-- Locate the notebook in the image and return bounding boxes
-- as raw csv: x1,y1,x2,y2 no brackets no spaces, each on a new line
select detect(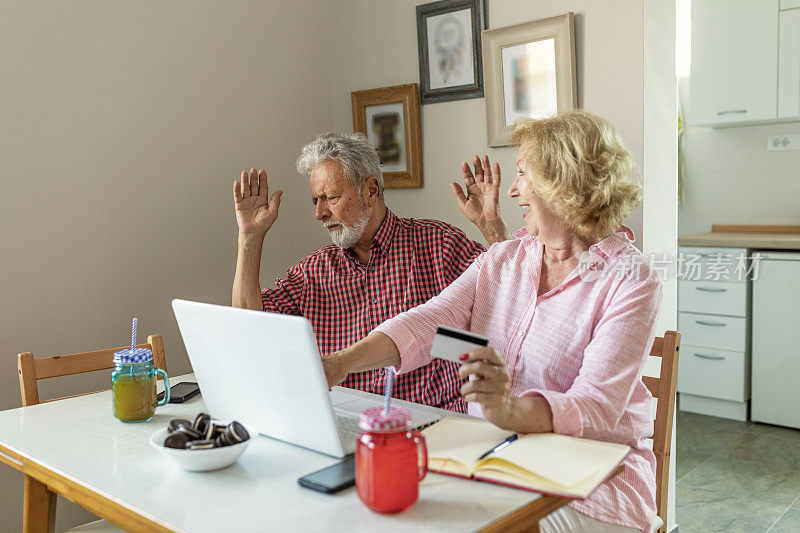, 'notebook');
423,417,630,498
